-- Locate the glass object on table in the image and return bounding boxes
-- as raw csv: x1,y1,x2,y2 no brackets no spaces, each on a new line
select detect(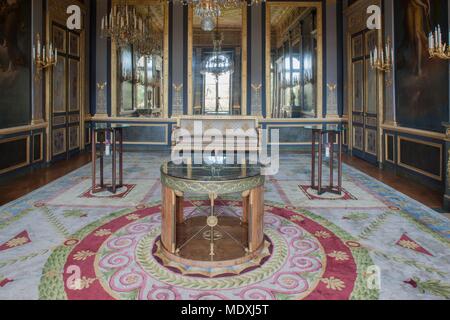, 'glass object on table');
162,155,261,182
